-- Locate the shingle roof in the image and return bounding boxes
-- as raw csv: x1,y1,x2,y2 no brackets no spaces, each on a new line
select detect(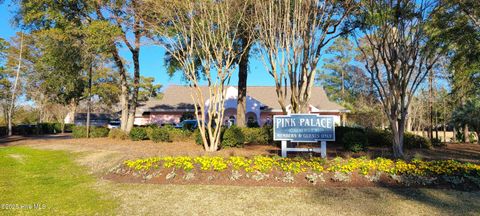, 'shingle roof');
74,113,117,120
246,86,346,111
137,85,346,113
